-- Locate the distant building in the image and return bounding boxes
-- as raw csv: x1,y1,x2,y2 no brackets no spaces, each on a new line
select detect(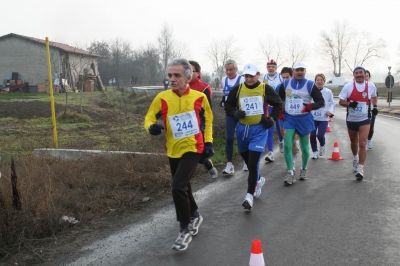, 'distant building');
0,33,100,92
